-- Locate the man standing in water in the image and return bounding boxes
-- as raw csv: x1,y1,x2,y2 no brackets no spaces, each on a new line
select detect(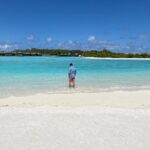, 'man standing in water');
68,63,77,88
